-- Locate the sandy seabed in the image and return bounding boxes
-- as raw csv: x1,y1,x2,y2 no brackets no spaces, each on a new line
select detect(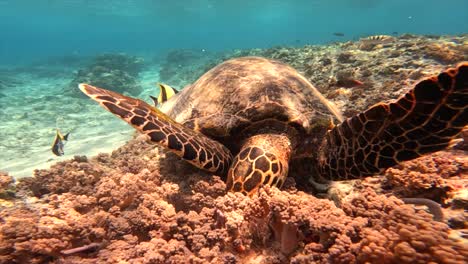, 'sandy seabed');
0,64,161,178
